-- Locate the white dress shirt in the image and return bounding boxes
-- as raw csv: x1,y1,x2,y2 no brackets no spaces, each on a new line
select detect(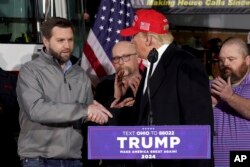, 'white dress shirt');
143,44,169,94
